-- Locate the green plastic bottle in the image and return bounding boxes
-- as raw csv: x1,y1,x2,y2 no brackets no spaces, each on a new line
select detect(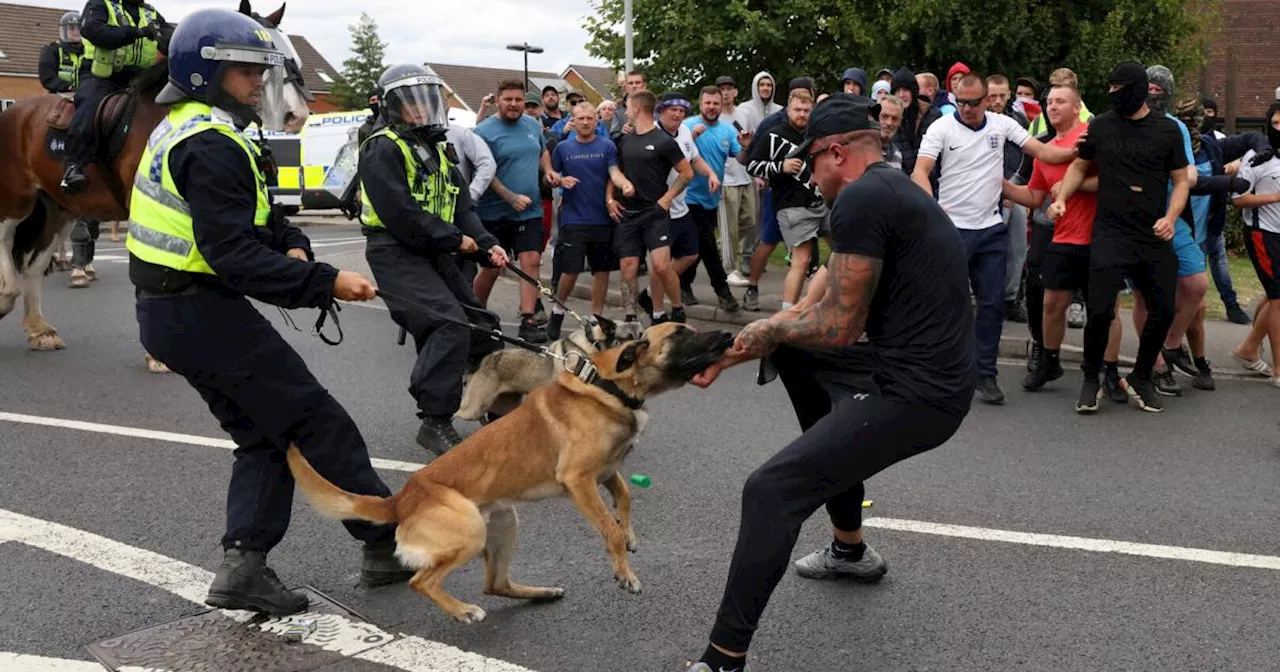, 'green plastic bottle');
629,474,651,488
